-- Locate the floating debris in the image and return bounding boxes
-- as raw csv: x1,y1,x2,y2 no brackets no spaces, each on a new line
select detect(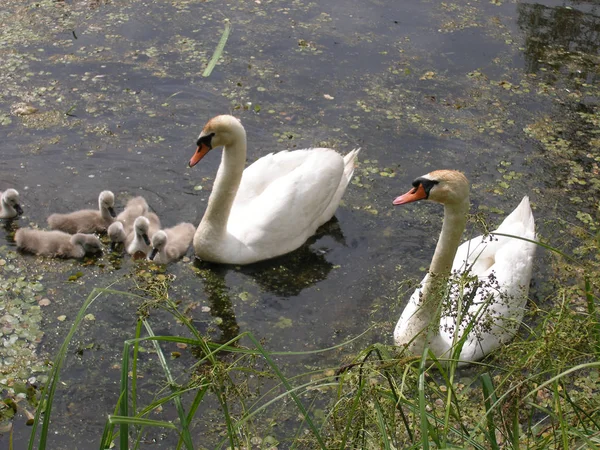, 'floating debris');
11,103,38,116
